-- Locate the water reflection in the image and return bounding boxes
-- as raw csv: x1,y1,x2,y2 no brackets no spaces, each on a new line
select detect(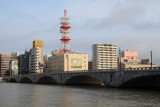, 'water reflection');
0,83,160,107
